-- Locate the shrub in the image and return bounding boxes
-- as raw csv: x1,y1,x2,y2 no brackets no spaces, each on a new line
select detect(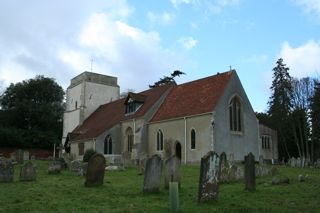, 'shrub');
83,149,96,162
